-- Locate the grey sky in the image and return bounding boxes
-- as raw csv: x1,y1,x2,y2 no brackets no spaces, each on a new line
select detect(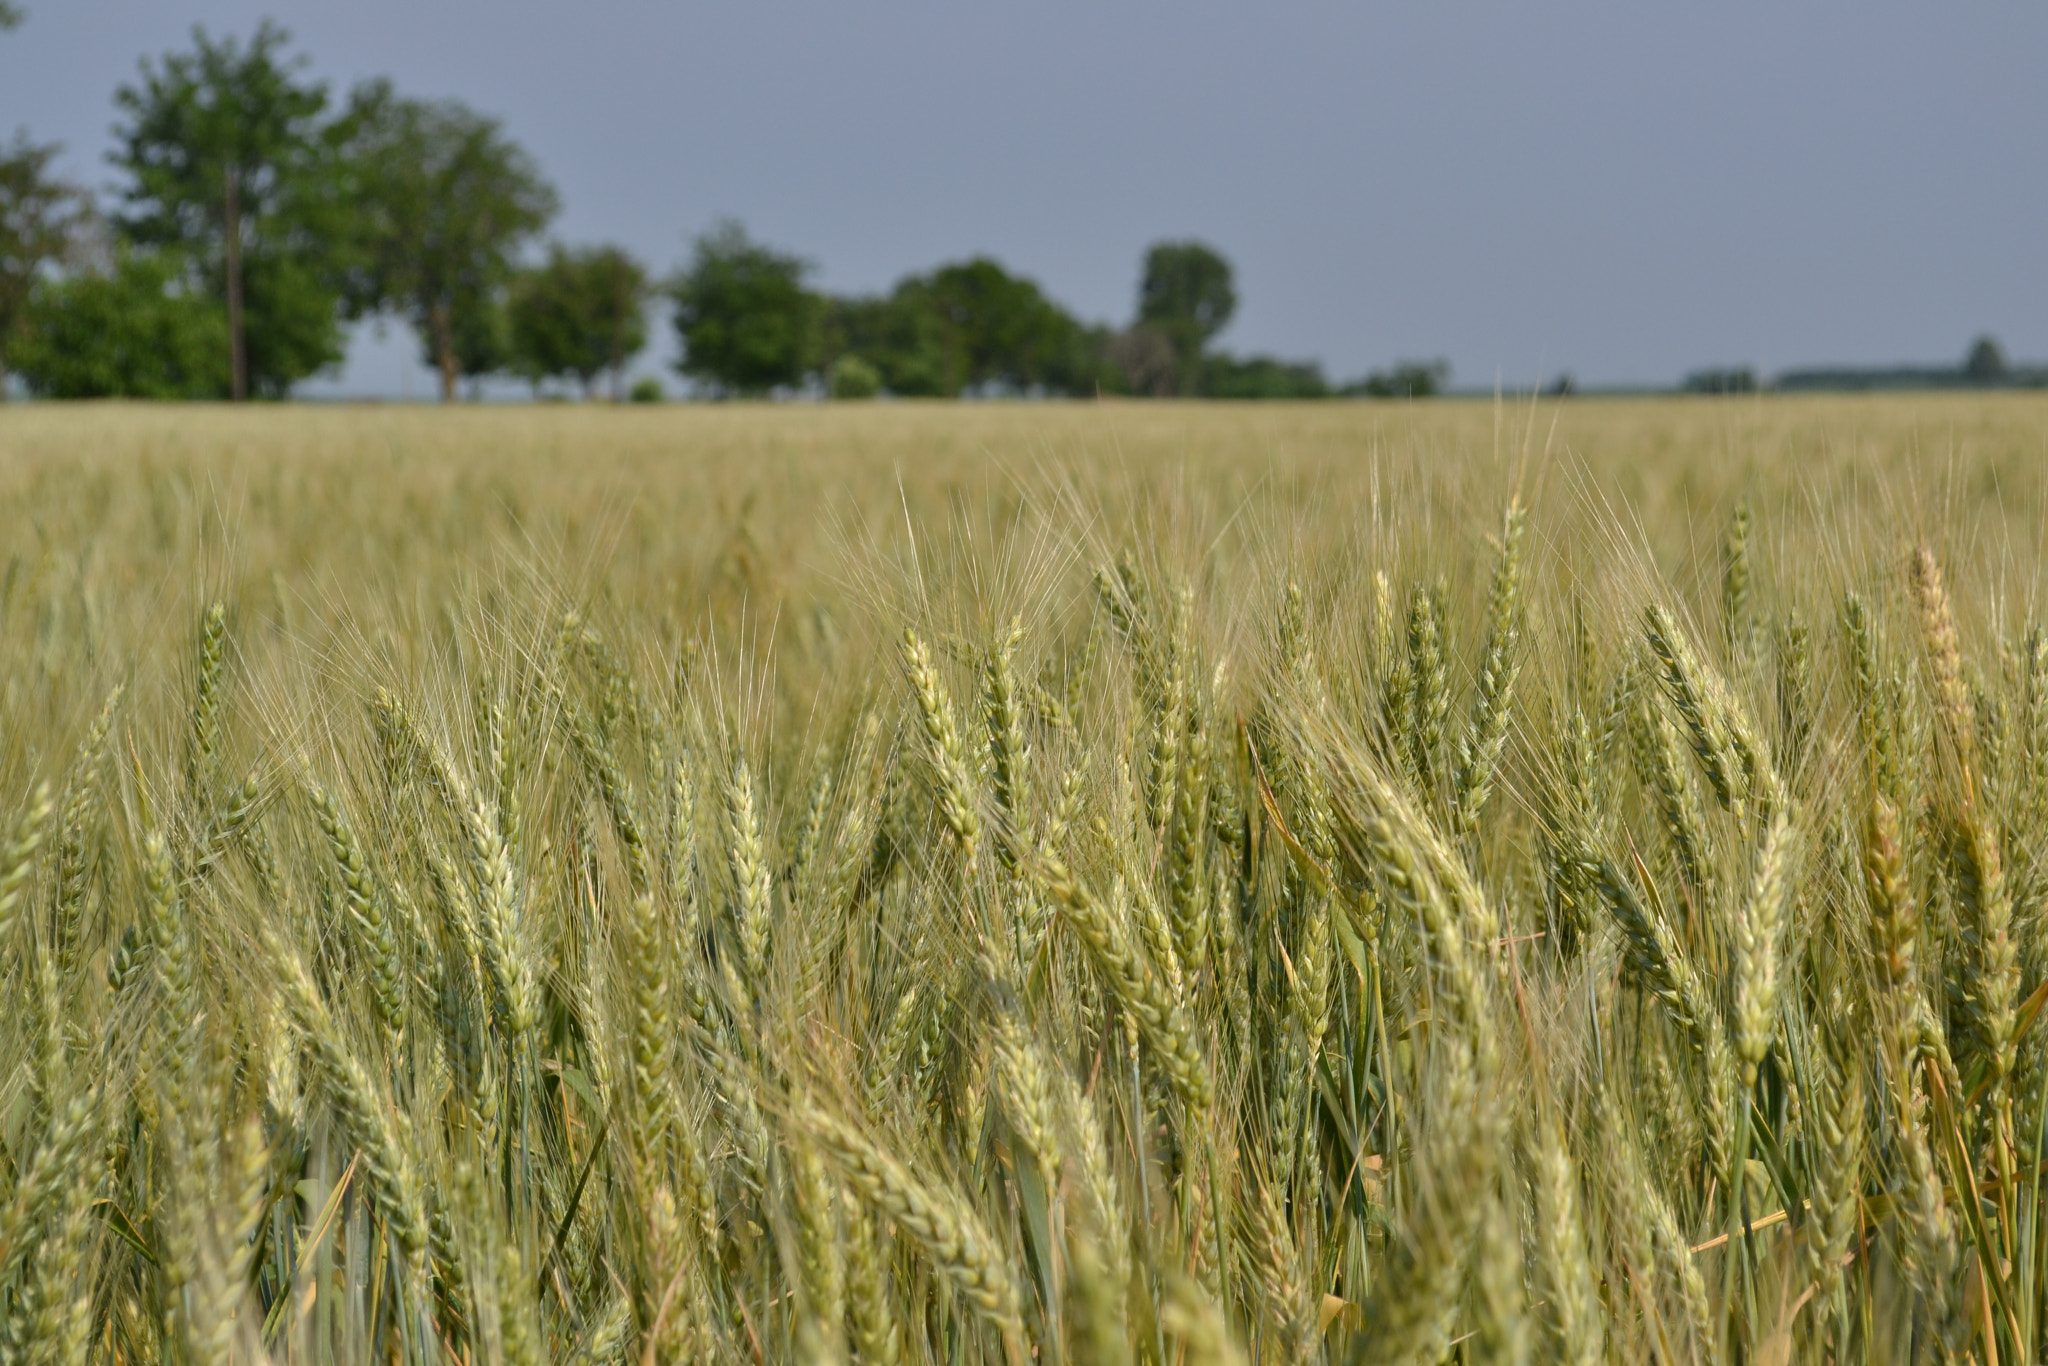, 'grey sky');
4,2,2043,394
